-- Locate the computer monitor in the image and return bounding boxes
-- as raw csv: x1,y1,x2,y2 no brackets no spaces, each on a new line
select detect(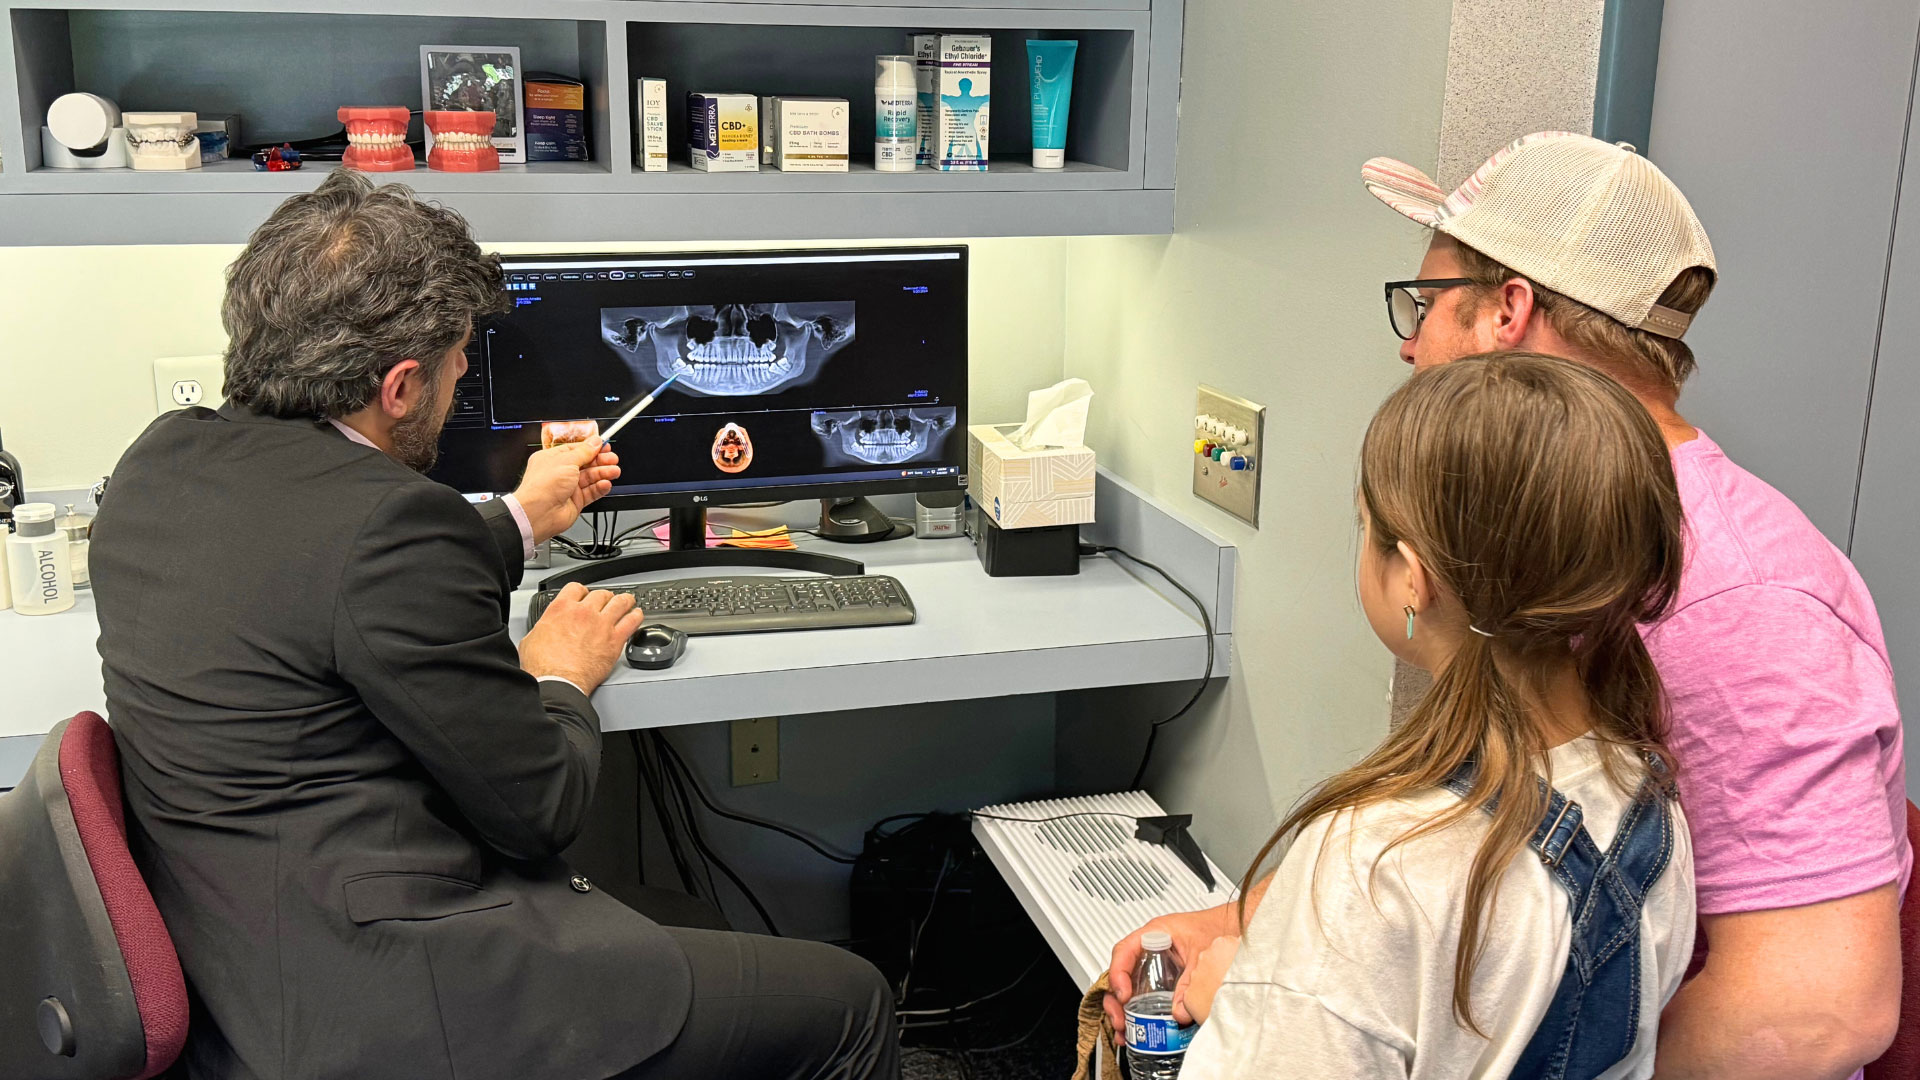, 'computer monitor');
429,246,969,522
